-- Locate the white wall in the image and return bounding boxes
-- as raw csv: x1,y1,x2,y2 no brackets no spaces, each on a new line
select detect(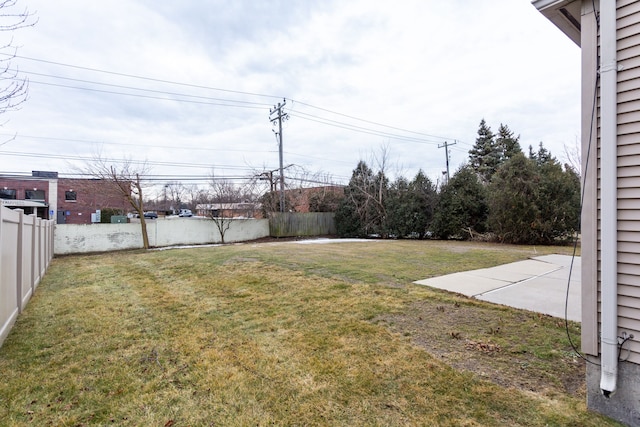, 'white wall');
55,222,144,254
54,217,270,255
